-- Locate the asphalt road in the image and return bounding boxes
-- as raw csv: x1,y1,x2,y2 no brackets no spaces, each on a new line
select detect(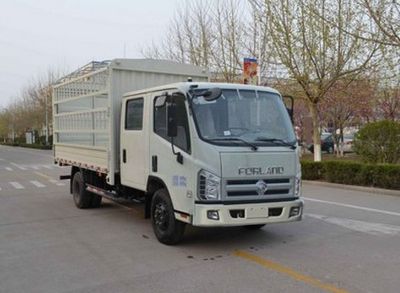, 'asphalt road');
0,145,399,293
